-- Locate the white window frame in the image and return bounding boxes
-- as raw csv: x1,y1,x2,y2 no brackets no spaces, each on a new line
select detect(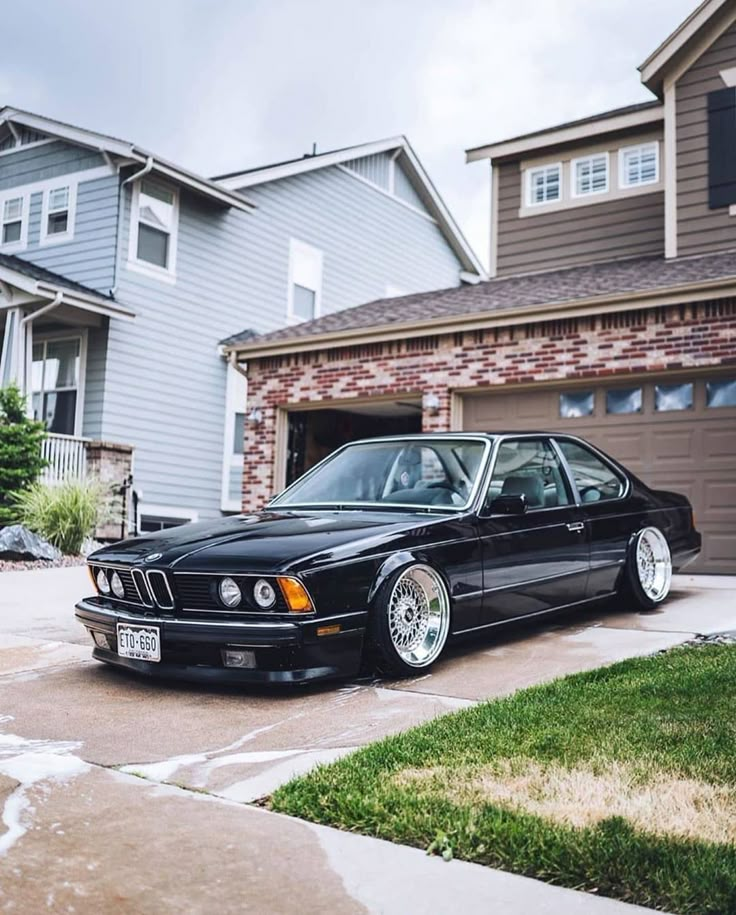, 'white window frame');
0,189,30,252
221,362,248,513
127,179,179,283
137,504,199,533
39,182,78,247
287,238,323,323
525,163,562,207
31,329,88,438
571,152,609,198
618,142,659,189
